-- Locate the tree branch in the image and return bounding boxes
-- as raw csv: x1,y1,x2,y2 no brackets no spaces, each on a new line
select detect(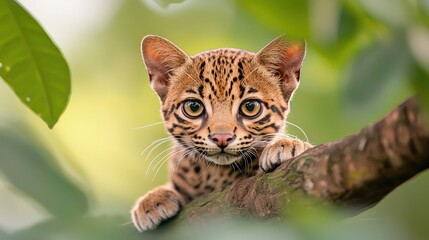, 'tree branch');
172,97,429,224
